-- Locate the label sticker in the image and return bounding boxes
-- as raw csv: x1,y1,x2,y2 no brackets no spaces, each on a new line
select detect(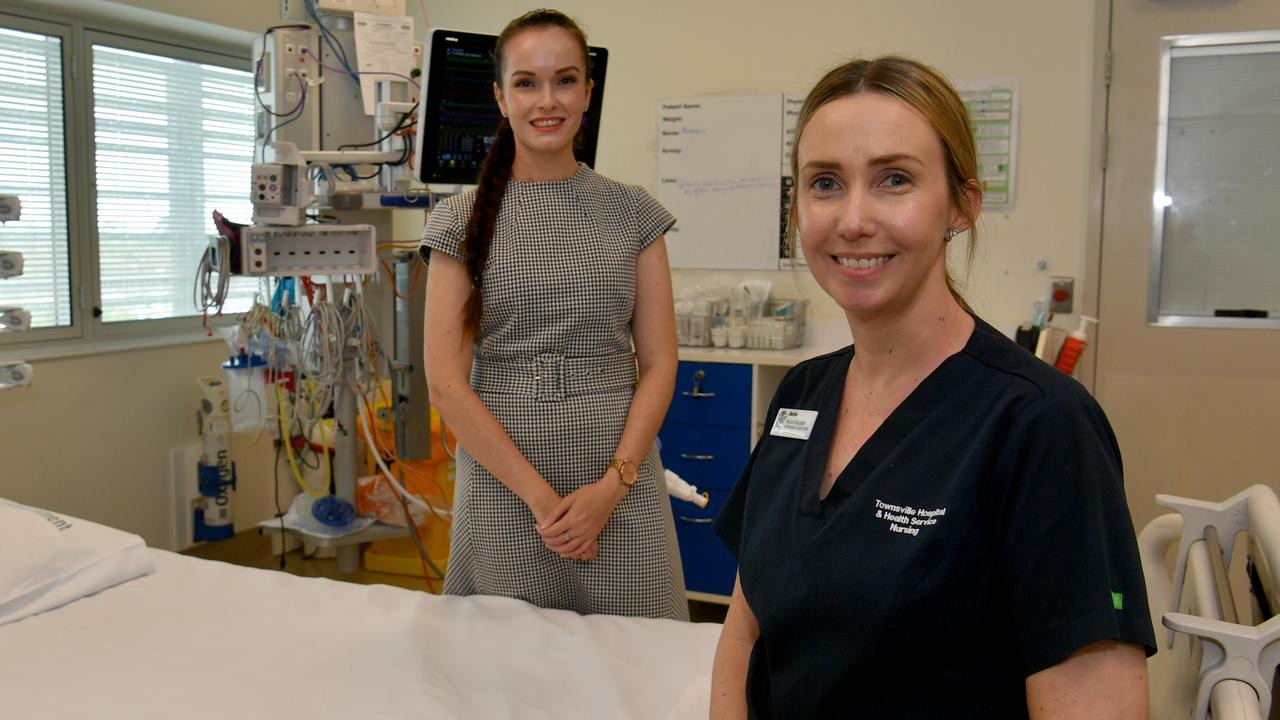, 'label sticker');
770,408,818,440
